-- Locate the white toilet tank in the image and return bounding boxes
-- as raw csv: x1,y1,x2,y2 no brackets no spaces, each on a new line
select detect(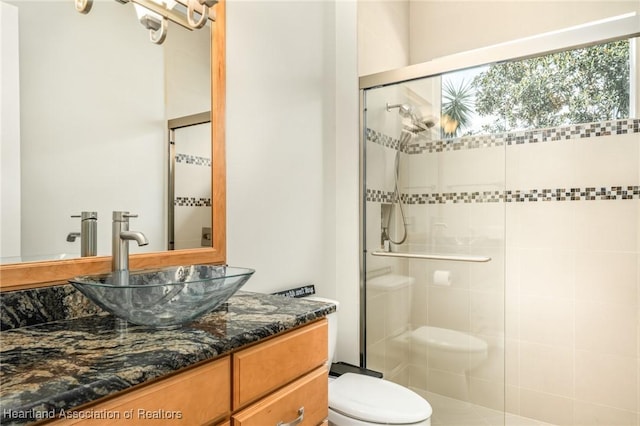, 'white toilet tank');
305,296,340,363
367,274,414,337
